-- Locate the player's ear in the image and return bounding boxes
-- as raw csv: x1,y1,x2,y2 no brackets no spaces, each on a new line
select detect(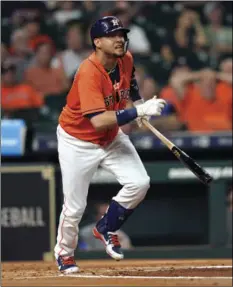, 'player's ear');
94,38,101,49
